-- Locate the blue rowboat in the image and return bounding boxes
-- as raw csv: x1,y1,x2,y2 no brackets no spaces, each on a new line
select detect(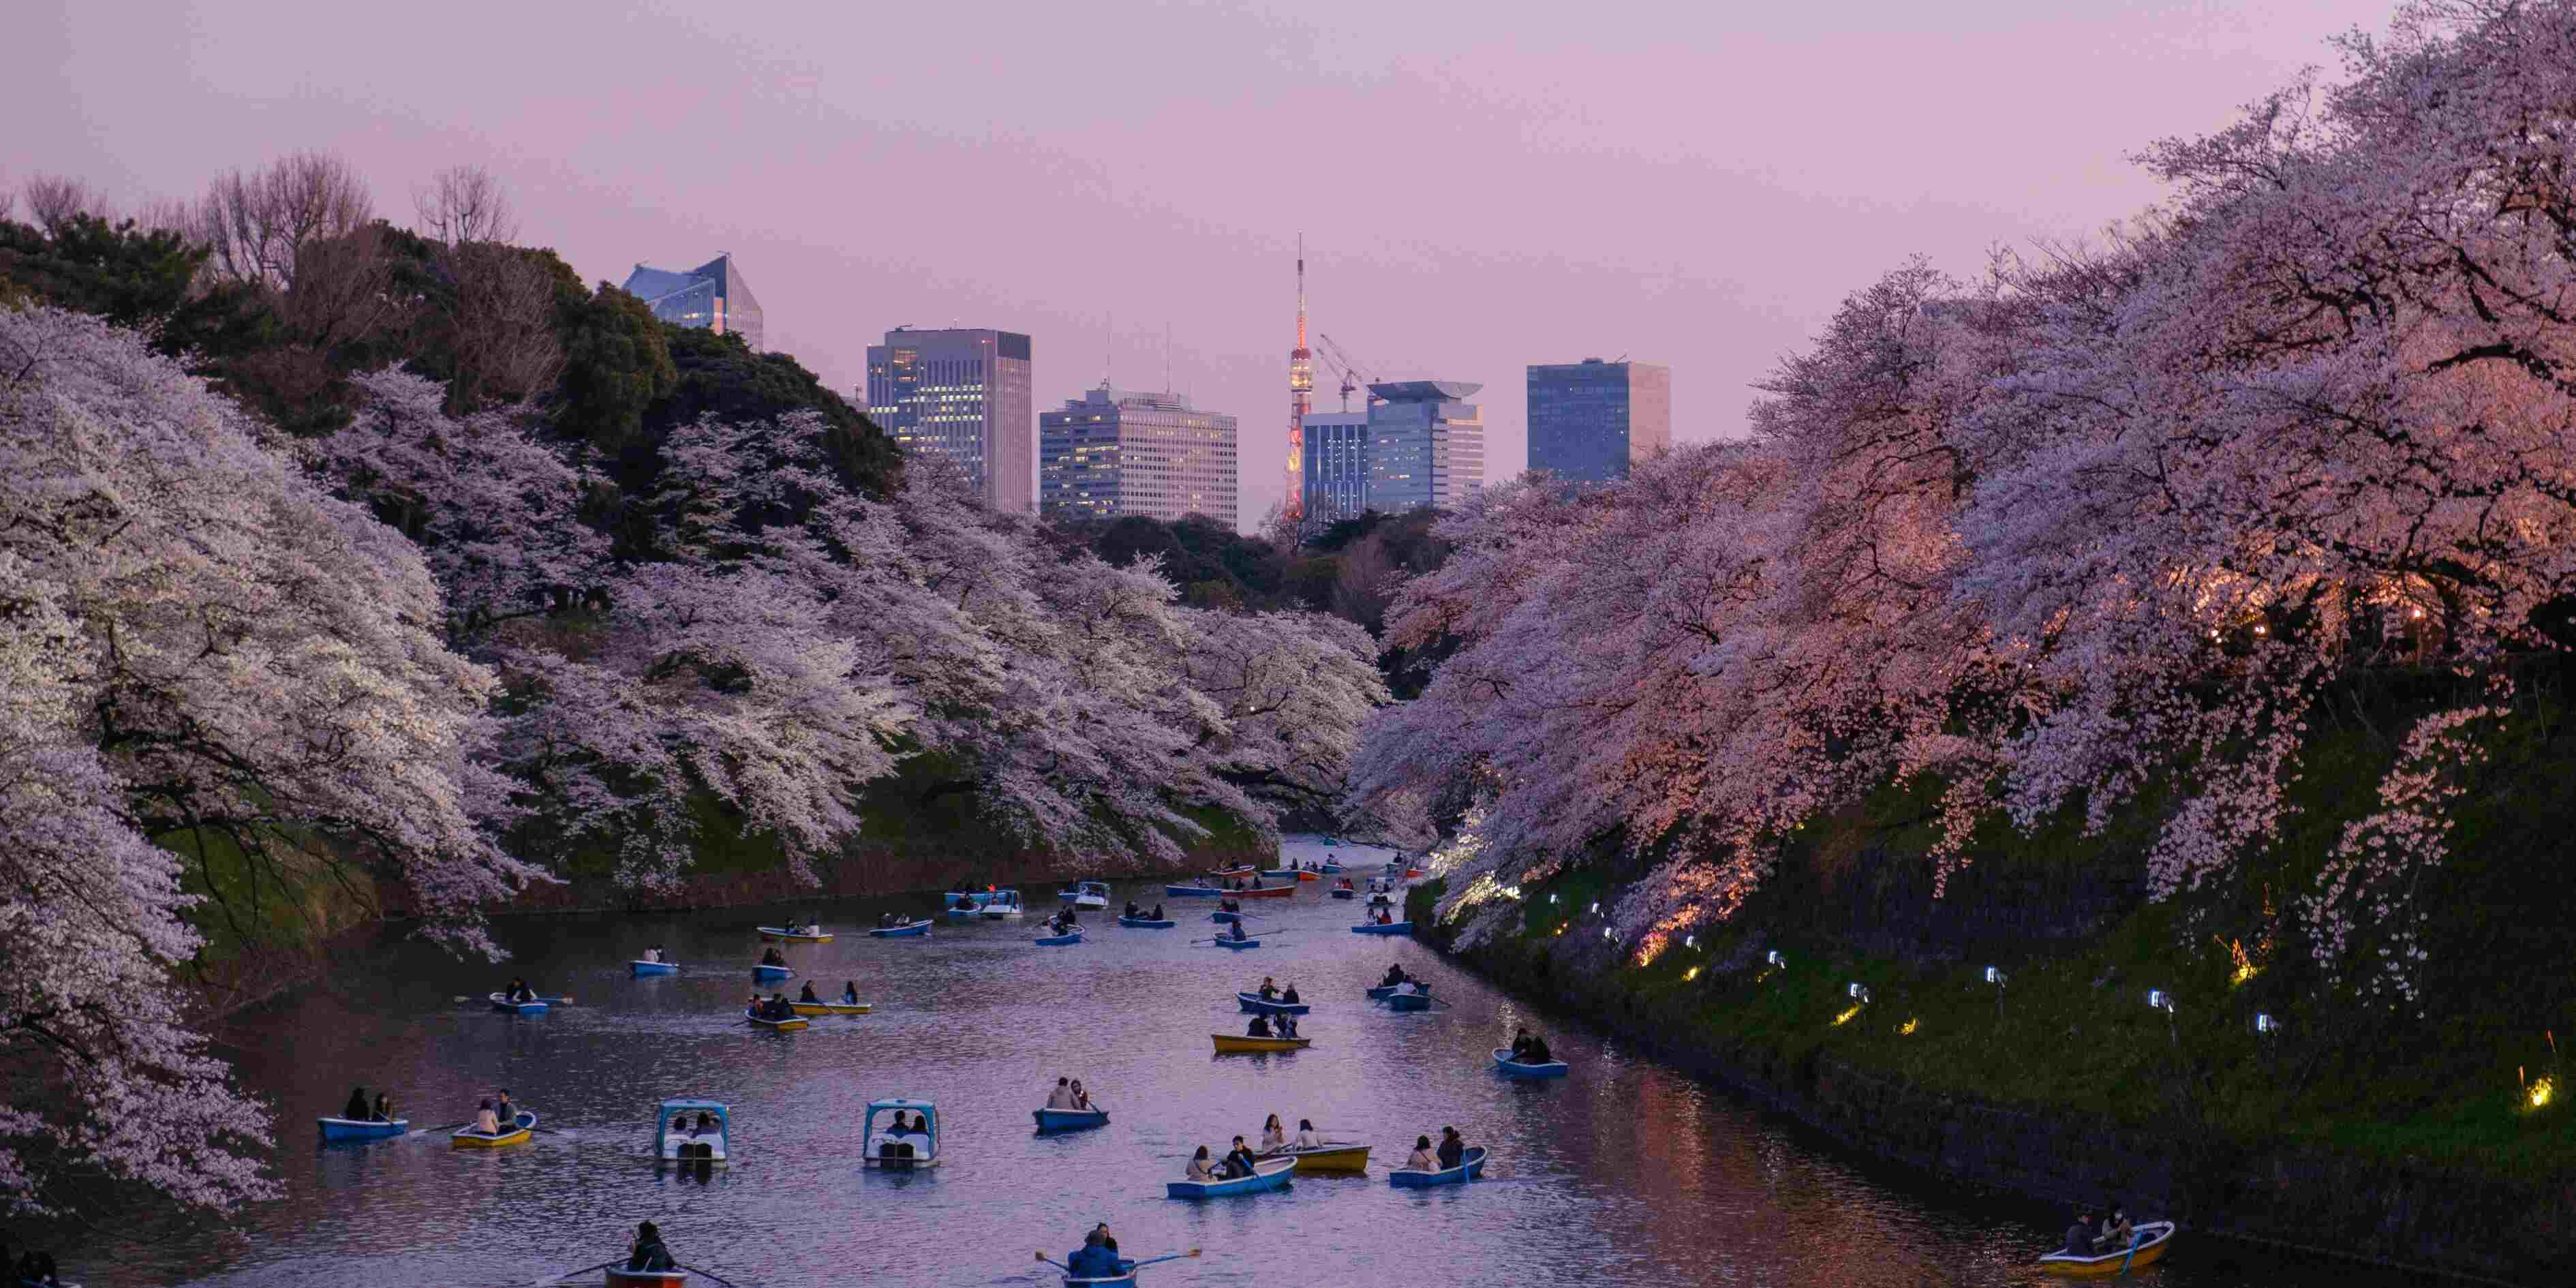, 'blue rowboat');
1236,992,1310,1015
1317,862,1345,874
869,919,932,938
629,960,678,977
1032,1106,1110,1133
487,992,546,1015
1215,936,1261,951
1034,930,1084,946
1364,983,1430,1000
1118,916,1176,928
1167,1156,1295,1199
1210,910,1247,925
1350,921,1413,936
316,1116,407,1140
752,964,793,981
1163,884,1223,898
1492,1048,1569,1079
1329,888,1356,900
1385,992,1432,1012
1389,1145,1485,1187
